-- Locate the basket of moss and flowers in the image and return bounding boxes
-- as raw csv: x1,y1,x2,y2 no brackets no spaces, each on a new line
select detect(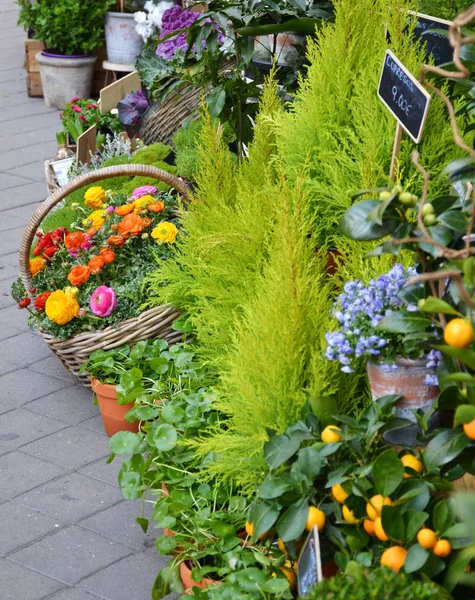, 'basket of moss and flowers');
13,164,190,386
